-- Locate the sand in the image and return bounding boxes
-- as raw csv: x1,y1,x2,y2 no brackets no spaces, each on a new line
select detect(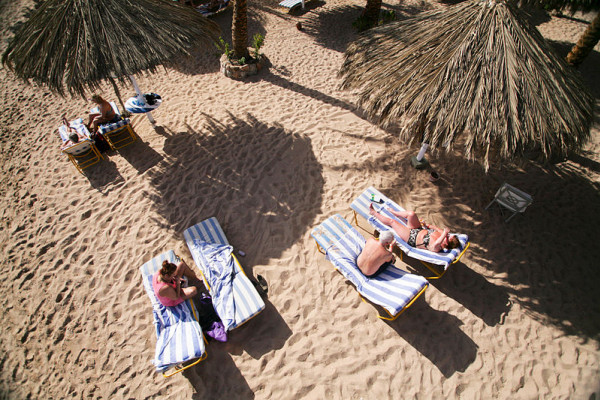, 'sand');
0,0,599,398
